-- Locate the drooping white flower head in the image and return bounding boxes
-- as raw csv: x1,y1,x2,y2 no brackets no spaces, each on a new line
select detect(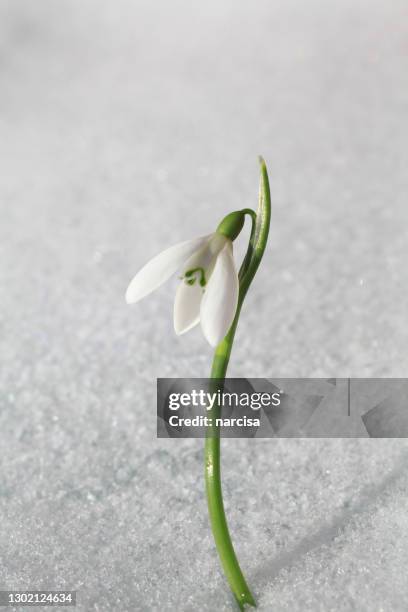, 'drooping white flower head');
126,211,245,347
